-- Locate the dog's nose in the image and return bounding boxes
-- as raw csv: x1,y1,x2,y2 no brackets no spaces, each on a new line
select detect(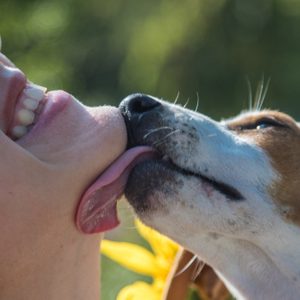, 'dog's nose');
119,94,162,146
119,93,161,120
